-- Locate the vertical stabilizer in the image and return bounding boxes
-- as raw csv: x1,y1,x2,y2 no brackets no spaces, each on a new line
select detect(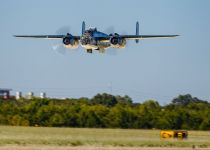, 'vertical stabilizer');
136,21,139,43
82,21,85,34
